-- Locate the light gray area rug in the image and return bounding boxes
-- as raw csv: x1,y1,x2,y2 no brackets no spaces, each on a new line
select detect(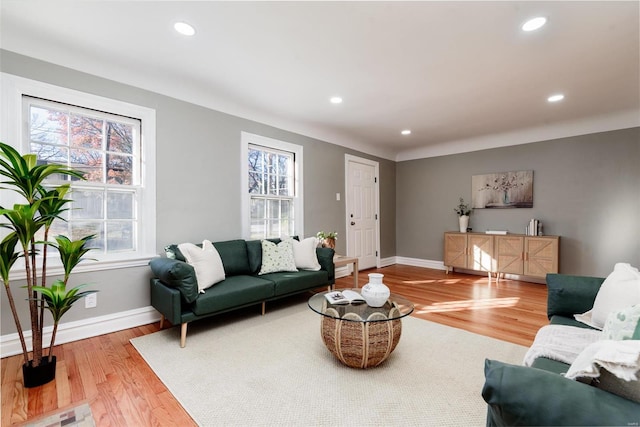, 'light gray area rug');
131,298,527,426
